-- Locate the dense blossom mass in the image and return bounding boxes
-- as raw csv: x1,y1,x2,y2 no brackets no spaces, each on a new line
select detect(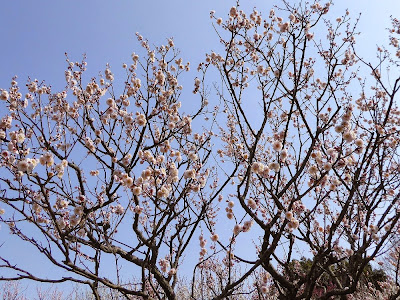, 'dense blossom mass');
1,1,400,299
